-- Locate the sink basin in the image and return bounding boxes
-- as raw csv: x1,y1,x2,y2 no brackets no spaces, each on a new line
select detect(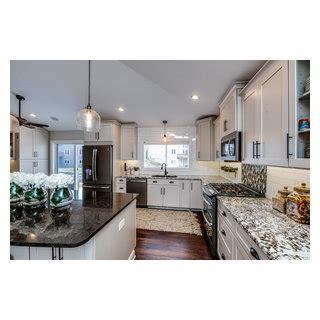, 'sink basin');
151,175,178,178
